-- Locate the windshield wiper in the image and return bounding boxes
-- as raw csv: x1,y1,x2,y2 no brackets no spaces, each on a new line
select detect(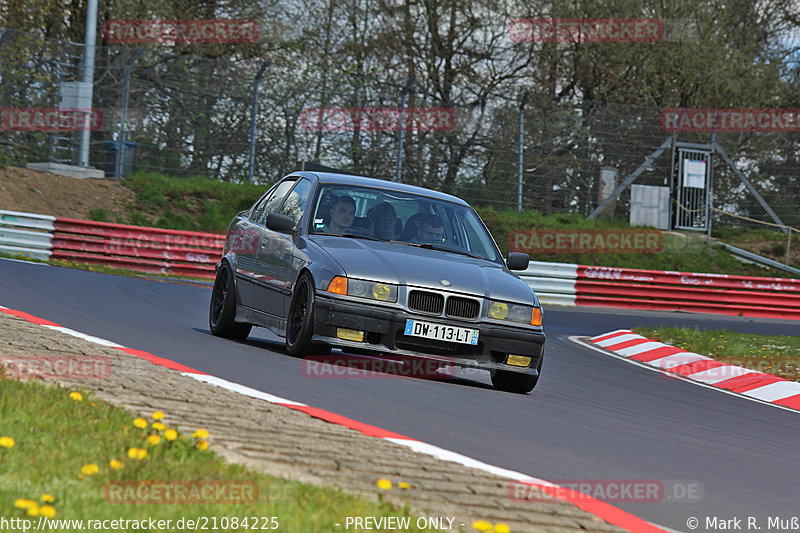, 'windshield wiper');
341,233,382,241
394,241,484,260
315,232,382,241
